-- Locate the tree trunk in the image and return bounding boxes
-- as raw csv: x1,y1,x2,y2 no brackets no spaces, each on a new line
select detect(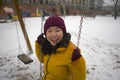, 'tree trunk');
114,4,118,19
